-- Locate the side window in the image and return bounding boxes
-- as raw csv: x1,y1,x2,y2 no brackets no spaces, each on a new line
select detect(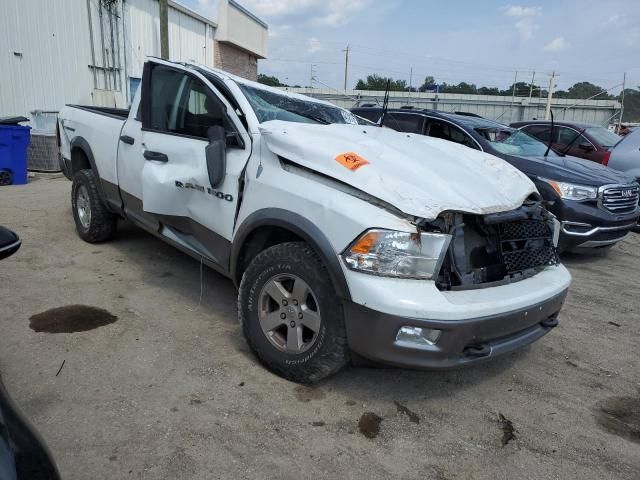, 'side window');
179,78,227,139
557,126,581,145
383,113,424,133
147,65,238,144
148,66,185,132
426,120,478,150
522,125,552,143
